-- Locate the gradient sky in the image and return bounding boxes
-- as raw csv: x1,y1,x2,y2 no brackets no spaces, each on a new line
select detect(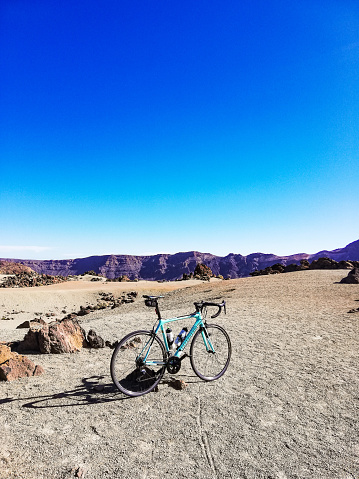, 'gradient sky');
1,0,359,260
